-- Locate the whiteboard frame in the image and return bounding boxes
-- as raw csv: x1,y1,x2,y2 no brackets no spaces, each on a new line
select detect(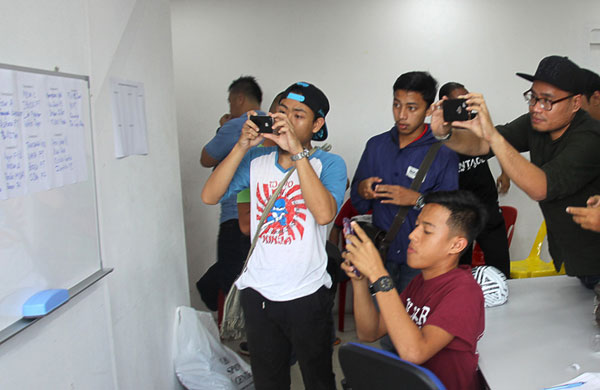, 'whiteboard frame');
0,63,110,345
